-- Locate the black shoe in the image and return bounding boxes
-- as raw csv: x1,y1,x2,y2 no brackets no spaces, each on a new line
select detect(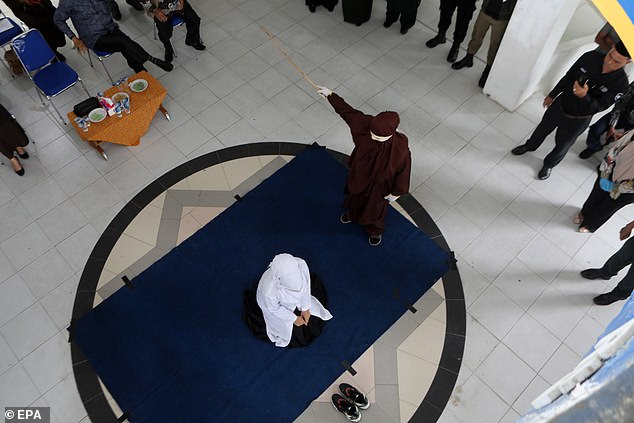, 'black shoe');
447,43,460,63
451,54,473,70
331,394,361,422
400,26,410,34
186,40,206,51
383,19,395,28
15,167,24,176
54,51,66,62
339,383,369,410
326,4,335,11
340,212,352,224
593,290,630,306
164,48,174,63
111,2,122,20
426,34,446,48
16,150,29,159
150,56,173,72
580,269,611,280
308,4,316,12
579,148,598,159
369,234,382,246
511,144,532,155
126,0,144,11
478,65,491,88
538,166,552,180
